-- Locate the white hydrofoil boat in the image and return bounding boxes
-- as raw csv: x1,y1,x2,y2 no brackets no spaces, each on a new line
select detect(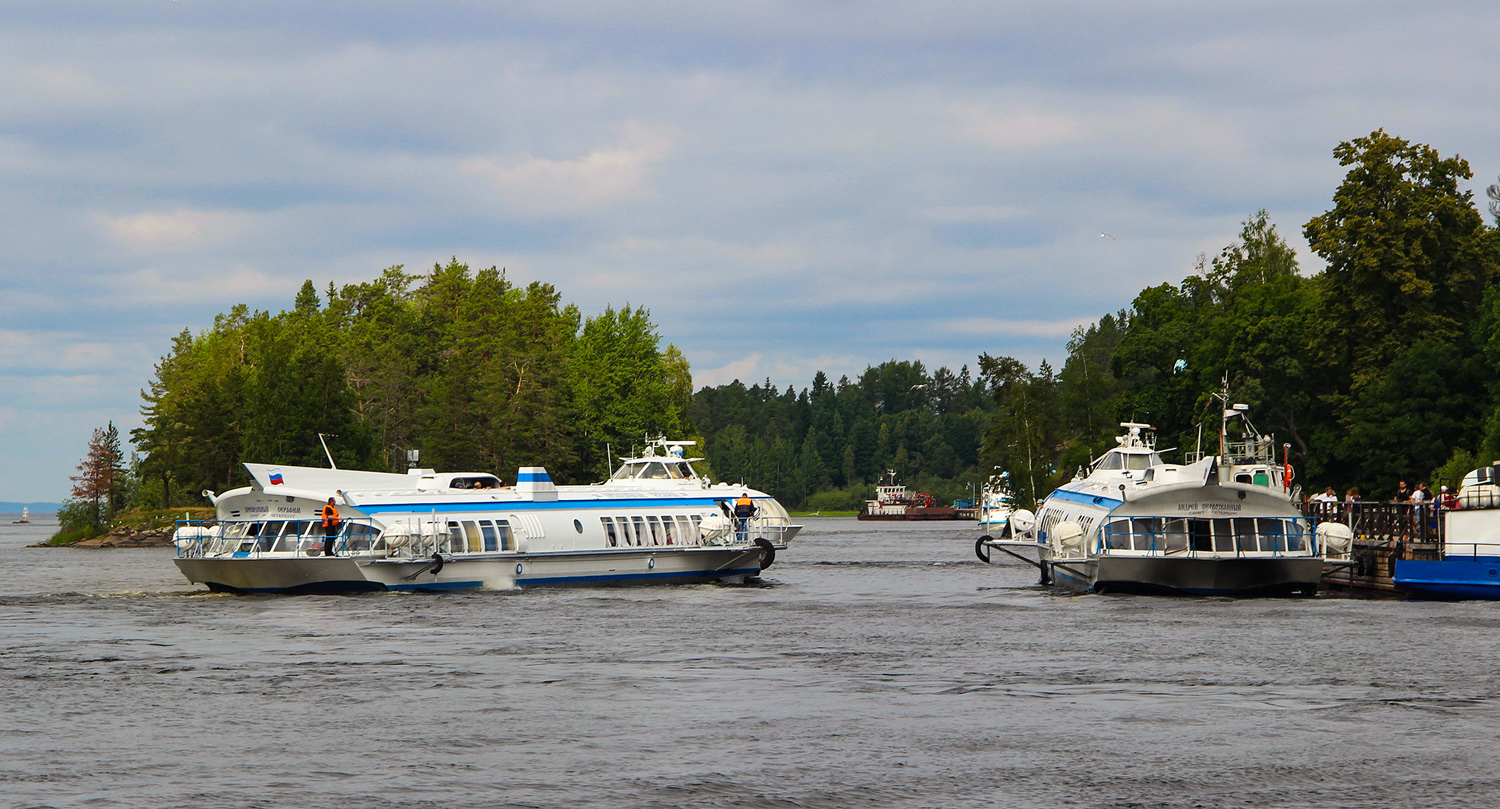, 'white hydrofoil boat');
173,440,799,593
979,397,1323,597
